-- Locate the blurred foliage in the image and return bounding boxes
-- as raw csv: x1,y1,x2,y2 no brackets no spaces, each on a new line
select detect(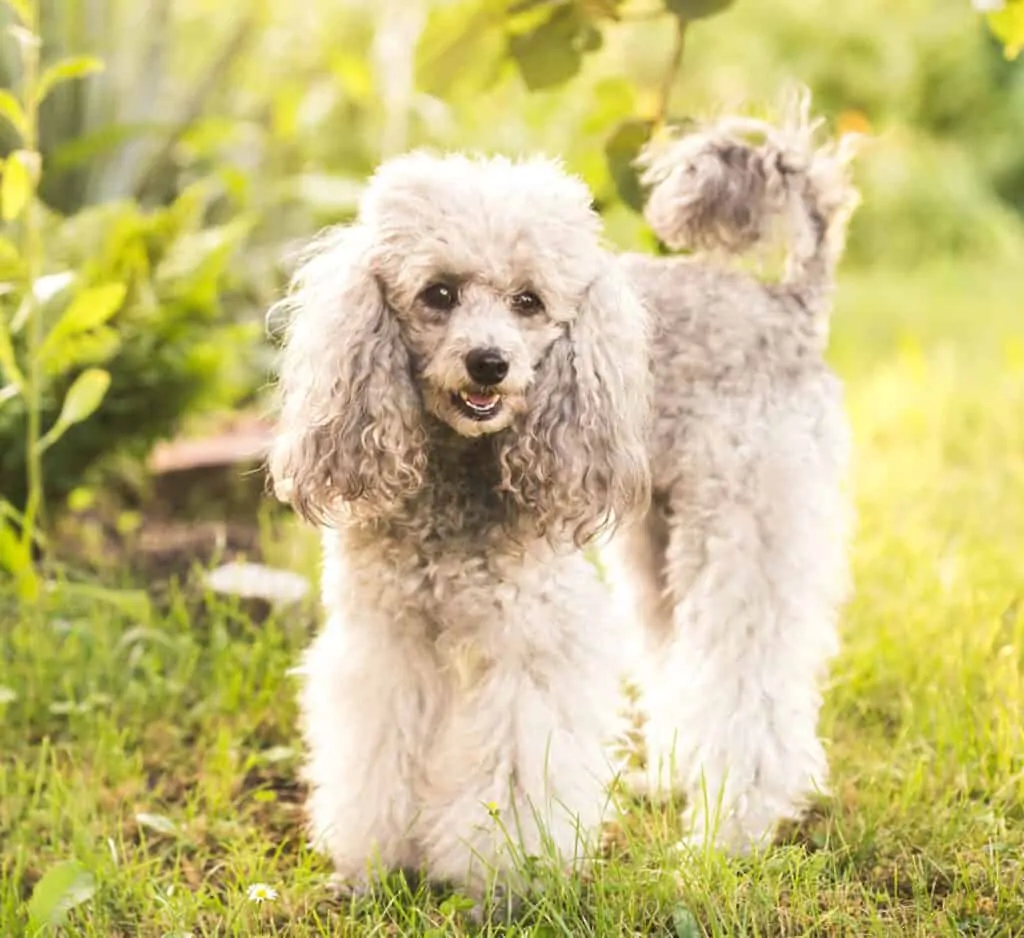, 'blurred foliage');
1,0,1022,545
0,0,263,553
983,0,1024,59
0,182,260,509
5,0,1020,263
